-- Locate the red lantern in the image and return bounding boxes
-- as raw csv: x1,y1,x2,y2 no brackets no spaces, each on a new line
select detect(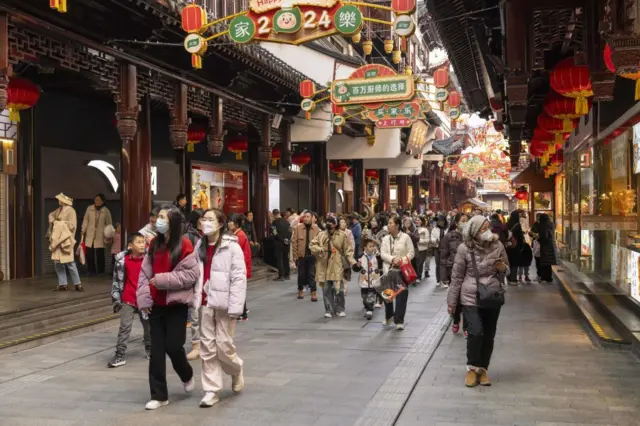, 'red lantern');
531,128,555,143
448,91,461,108
292,152,311,170
550,57,593,115
271,145,281,166
391,0,416,14
537,112,576,140
331,103,344,115
227,136,248,160
544,96,590,131
6,77,40,123
515,190,528,201
331,161,349,177
300,80,315,98
433,68,449,88
181,4,207,33
187,124,206,152
604,43,640,100
365,169,379,183
529,140,546,157
551,150,564,166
